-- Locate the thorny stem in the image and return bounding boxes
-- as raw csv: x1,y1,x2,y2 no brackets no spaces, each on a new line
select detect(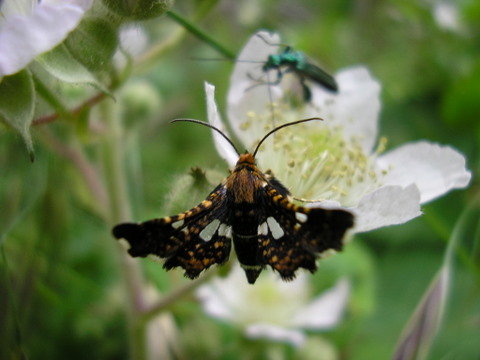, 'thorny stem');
32,92,106,126
100,98,148,360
